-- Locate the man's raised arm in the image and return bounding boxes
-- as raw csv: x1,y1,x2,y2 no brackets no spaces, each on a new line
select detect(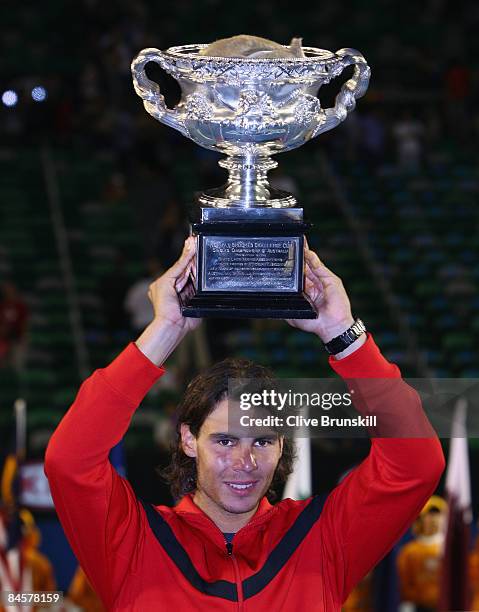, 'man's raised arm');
286,248,445,606
44,237,199,609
